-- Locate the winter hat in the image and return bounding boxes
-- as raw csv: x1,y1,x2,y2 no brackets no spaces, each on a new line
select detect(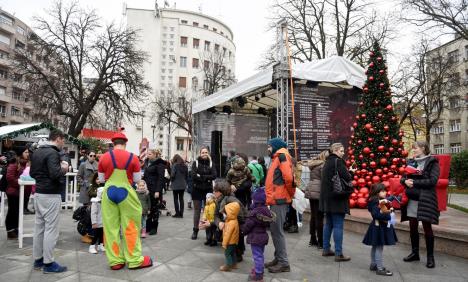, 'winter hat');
252,188,266,205
111,132,128,143
268,137,287,155
232,157,246,170
91,187,104,202
206,193,215,201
